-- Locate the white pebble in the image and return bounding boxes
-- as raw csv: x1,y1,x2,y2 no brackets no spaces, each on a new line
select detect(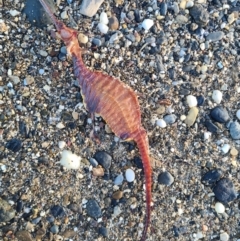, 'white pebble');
39,69,45,75
58,141,66,149
61,11,68,19
212,90,222,104
100,12,109,25
60,150,81,169
56,122,65,129
98,22,109,34
236,110,240,120
114,174,124,185
204,131,211,141
215,202,225,213
113,205,122,217
221,144,230,154
7,69,12,76
156,119,167,128
142,19,154,31
0,165,7,172
186,95,198,107
9,9,20,17
220,232,229,241
125,169,135,182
